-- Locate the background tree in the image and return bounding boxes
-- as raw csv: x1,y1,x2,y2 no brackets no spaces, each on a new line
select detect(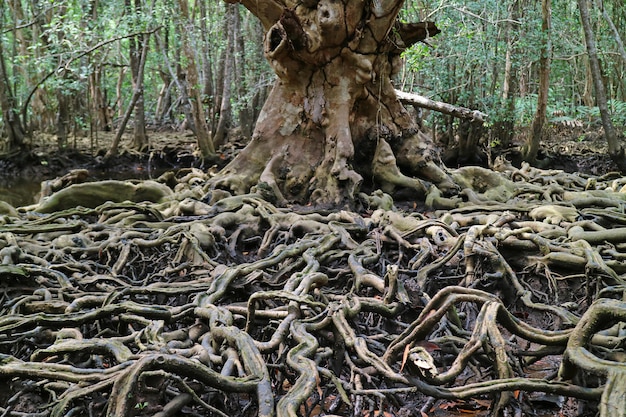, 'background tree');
0,36,25,152
211,3,235,149
492,0,521,153
401,0,625,169
578,0,625,170
127,0,149,151
176,0,215,159
522,0,551,164
0,0,624,175
105,31,151,159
